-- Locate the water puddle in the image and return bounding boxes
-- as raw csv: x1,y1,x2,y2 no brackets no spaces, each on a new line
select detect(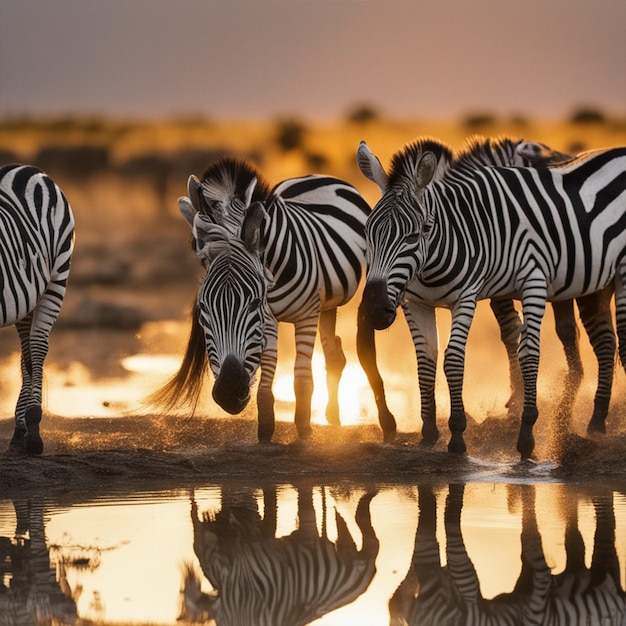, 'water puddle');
0,480,625,625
